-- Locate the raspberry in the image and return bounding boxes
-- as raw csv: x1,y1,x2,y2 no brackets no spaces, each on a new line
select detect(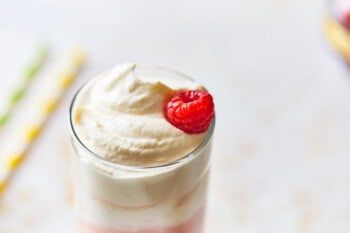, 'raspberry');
164,89,214,134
